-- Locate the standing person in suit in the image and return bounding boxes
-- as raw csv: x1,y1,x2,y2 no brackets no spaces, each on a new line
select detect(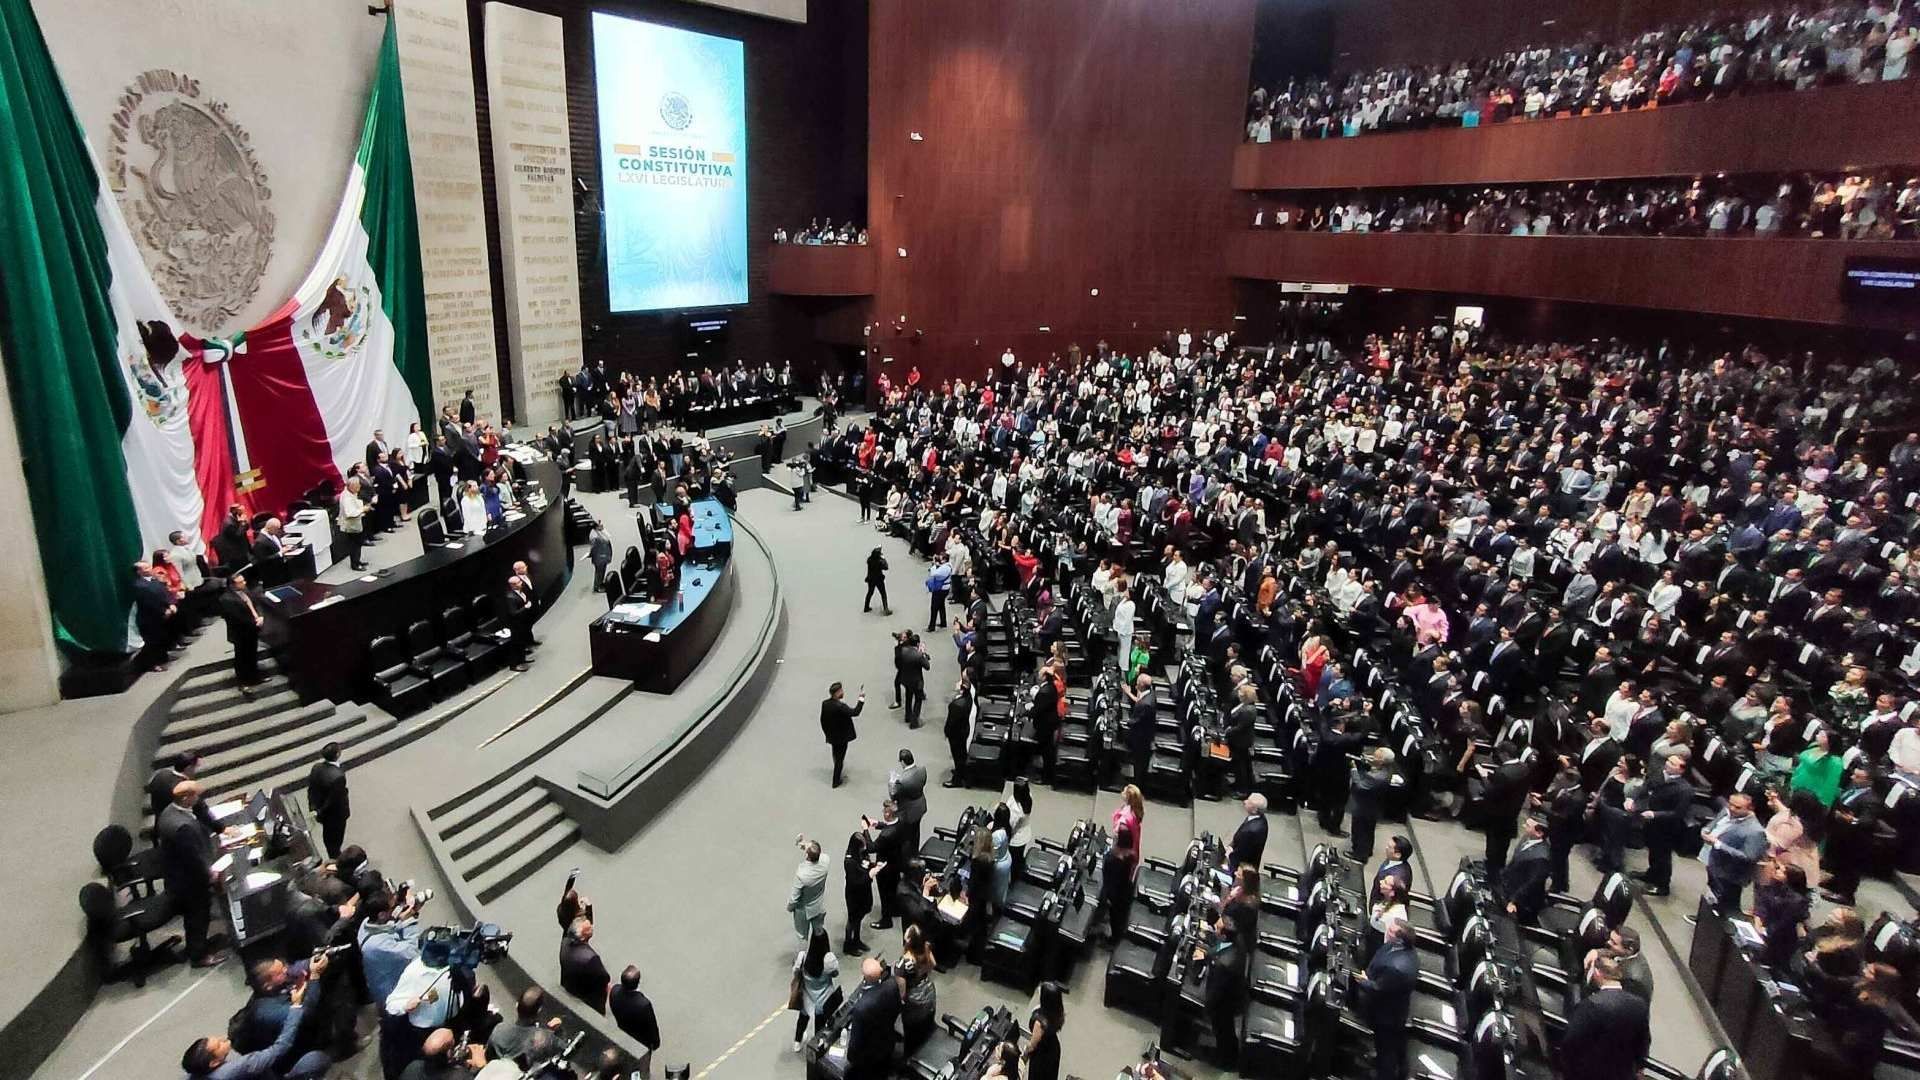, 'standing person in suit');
219,572,264,695
788,839,829,943
863,548,891,615
458,390,476,425
942,673,974,788
588,521,613,594
559,918,610,1013
1823,765,1881,904
1123,672,1158,788
158,781,227,968
131,562,176,672
1630,751,1694,896
1348,748,1396,862
894,632,930,729
1370,836,1415,904
306,742,350,859
427,437,456,508
147,753,216,832
339,480,369,572
1500,817,1552,924
1558,955,1652,1080
1356,918,1418,1080
1314,712,1365,835
1697,792,1768,917
1225,684,1259,797
888,750,928,853
609,967,661,1077
820,681,866,788
1202,920,1248,1068
1228,794,1269,872
1479,742,1533,874
504,574,535,671
843,957,901,1080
